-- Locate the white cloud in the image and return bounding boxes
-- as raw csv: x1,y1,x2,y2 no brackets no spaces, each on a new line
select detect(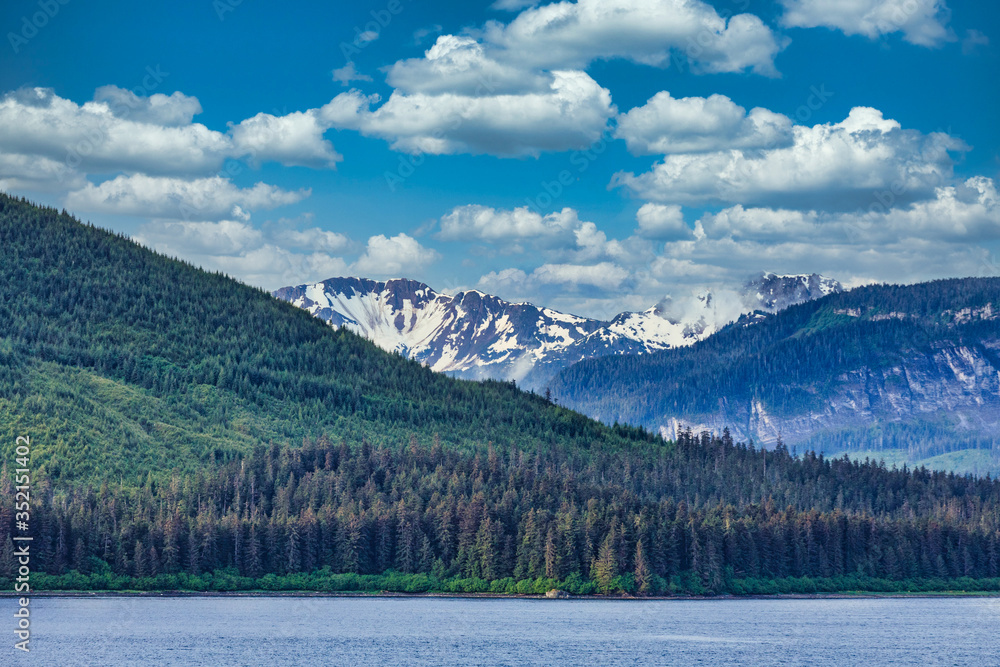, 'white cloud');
230,110,343,168
0,87,231,177
479,261,630,294
274,227,352,253
697,176,1000,245
644,176,1000,287
635,203,690,239
438,205,581,241
487,0,786,76
93,85,203,127
436,204,654,267
387,35,551,96
322,0,787,159
327,68,615,157
615,91,793,155
65,174,310,220
352,233,440,277
780,0,954,47
533,261,630,289
0,86,349,197
0,152,86,191
216,247,351,290
133,218,354,289
332,62,373,85
133,219,264,256
466,176,1000,319
491,0,539,10
613,107,966,208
